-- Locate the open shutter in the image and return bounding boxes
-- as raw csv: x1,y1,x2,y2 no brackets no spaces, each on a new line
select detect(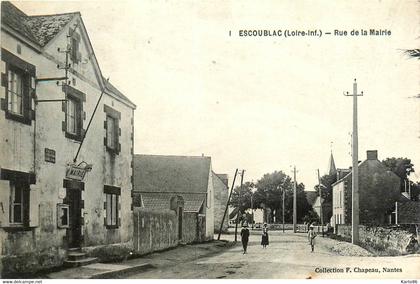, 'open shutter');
0,180,10,227
29,188,39,227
